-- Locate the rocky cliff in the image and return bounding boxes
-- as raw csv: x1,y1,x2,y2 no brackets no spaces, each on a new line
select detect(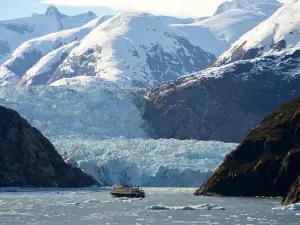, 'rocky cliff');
144,50,300,142
282,177,300,205
194,97,300,198
0,105,99,188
